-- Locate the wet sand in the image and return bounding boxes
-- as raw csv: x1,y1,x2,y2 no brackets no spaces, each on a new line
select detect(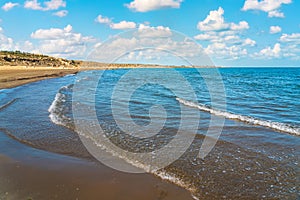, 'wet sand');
0,129,193,200
0,66,194,199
